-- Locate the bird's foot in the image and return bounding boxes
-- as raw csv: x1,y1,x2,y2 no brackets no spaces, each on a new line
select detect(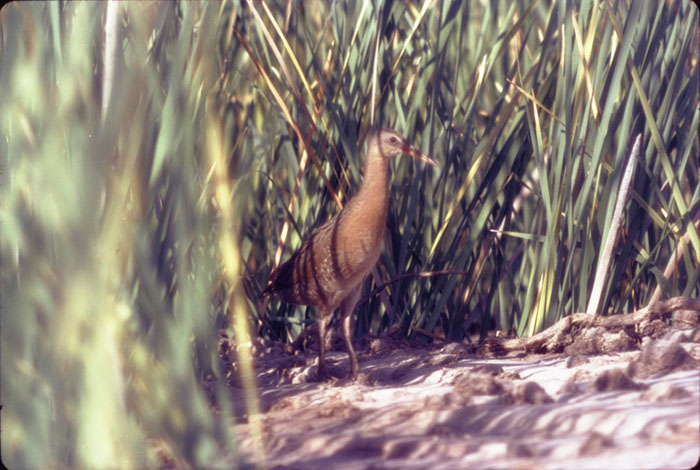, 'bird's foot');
336,370,368,386
316,364,335,382
348,360,359,381
315,362,364,383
